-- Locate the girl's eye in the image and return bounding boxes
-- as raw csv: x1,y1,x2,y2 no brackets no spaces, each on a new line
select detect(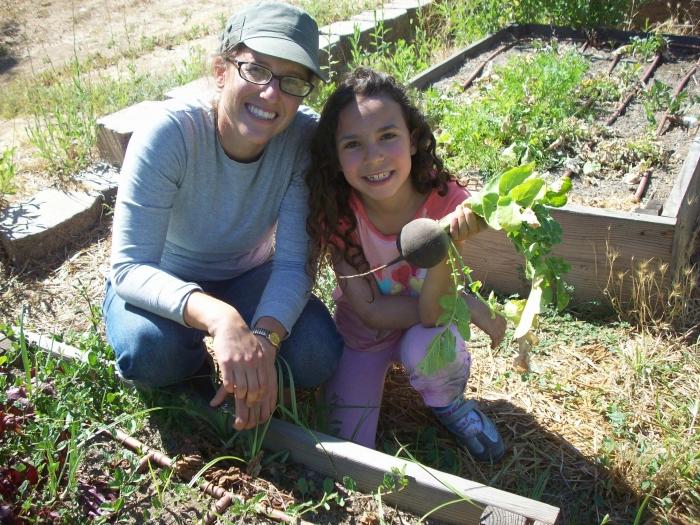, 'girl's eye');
381,132,397,140
342,141,359,150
